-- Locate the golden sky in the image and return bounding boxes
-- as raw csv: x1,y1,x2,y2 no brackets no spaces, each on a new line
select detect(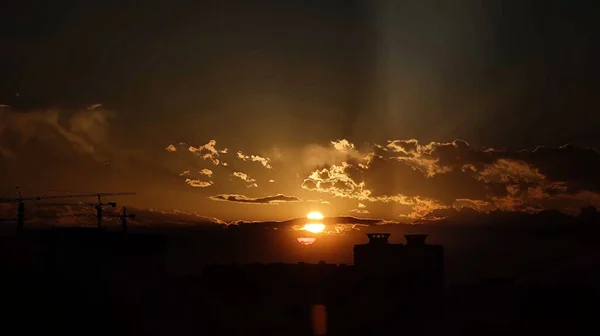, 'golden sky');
1,105,600,224
1,1,599,225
